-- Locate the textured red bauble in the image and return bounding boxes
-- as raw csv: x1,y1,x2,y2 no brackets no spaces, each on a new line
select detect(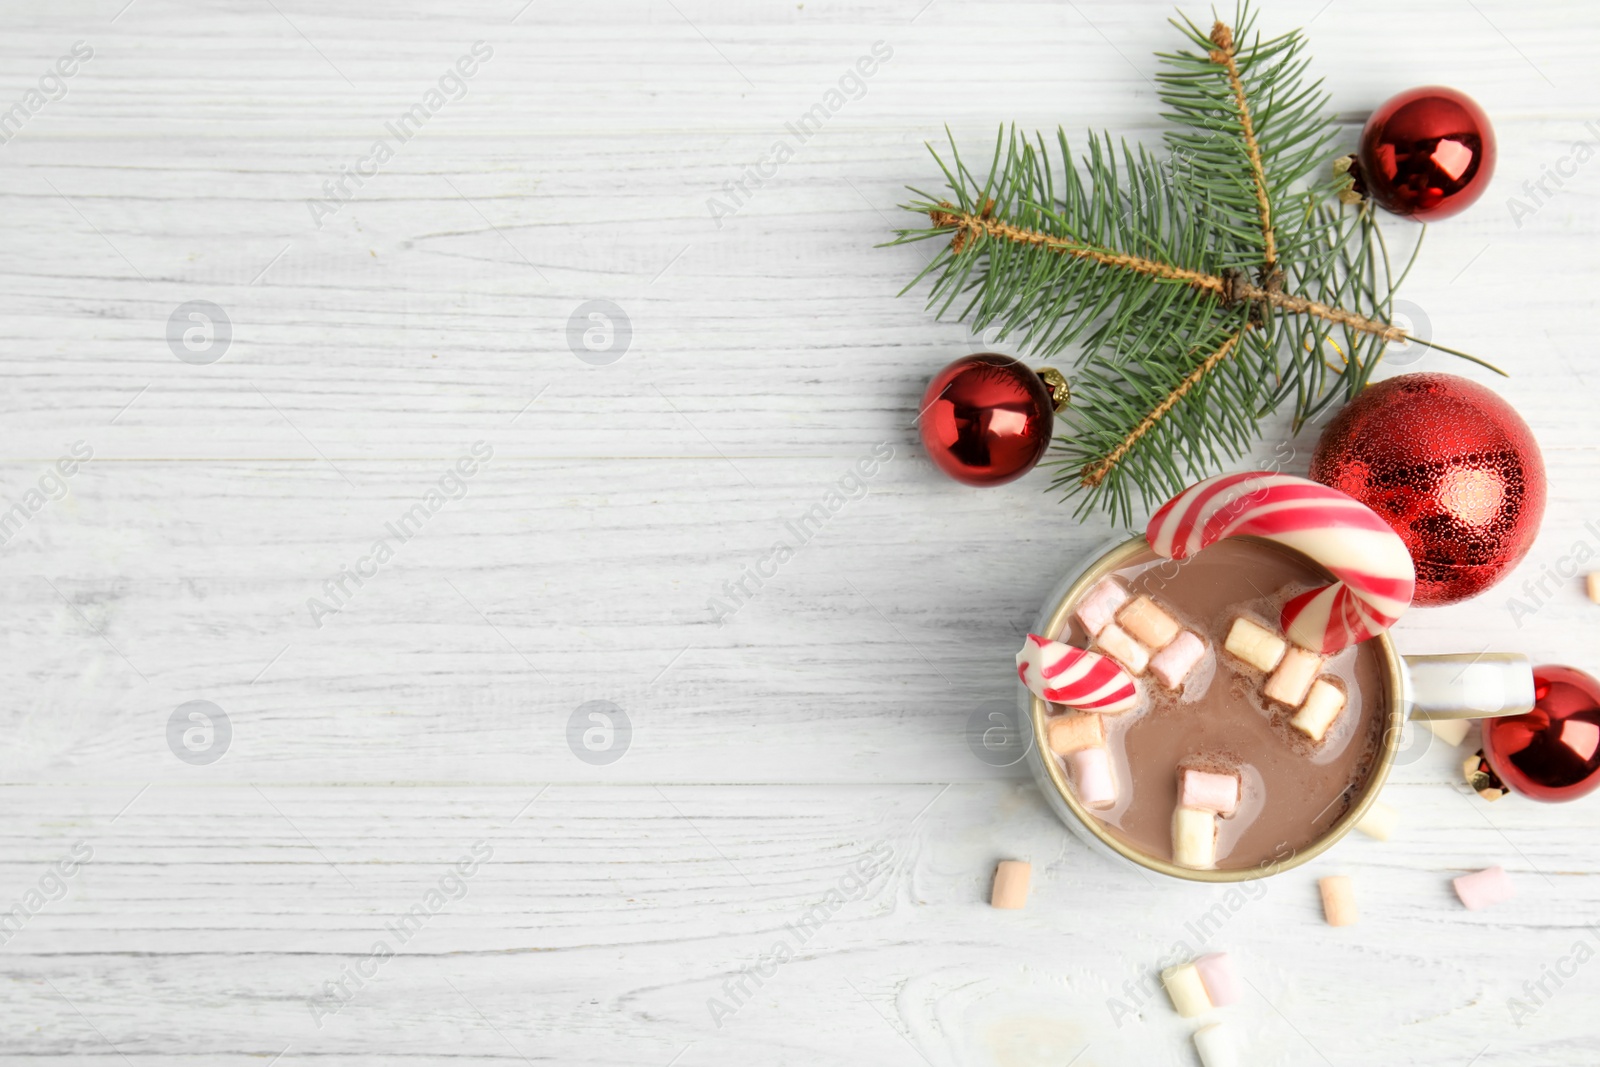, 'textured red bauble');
1483,665,1600,802
1310,373,1545,605
1356,86,1495,221
918,354,1059,486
